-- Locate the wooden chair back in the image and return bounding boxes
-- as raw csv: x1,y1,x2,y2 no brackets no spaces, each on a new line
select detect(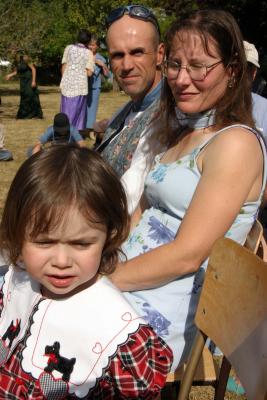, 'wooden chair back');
176,220,265,400
244,219,263,254
194,238,267,400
